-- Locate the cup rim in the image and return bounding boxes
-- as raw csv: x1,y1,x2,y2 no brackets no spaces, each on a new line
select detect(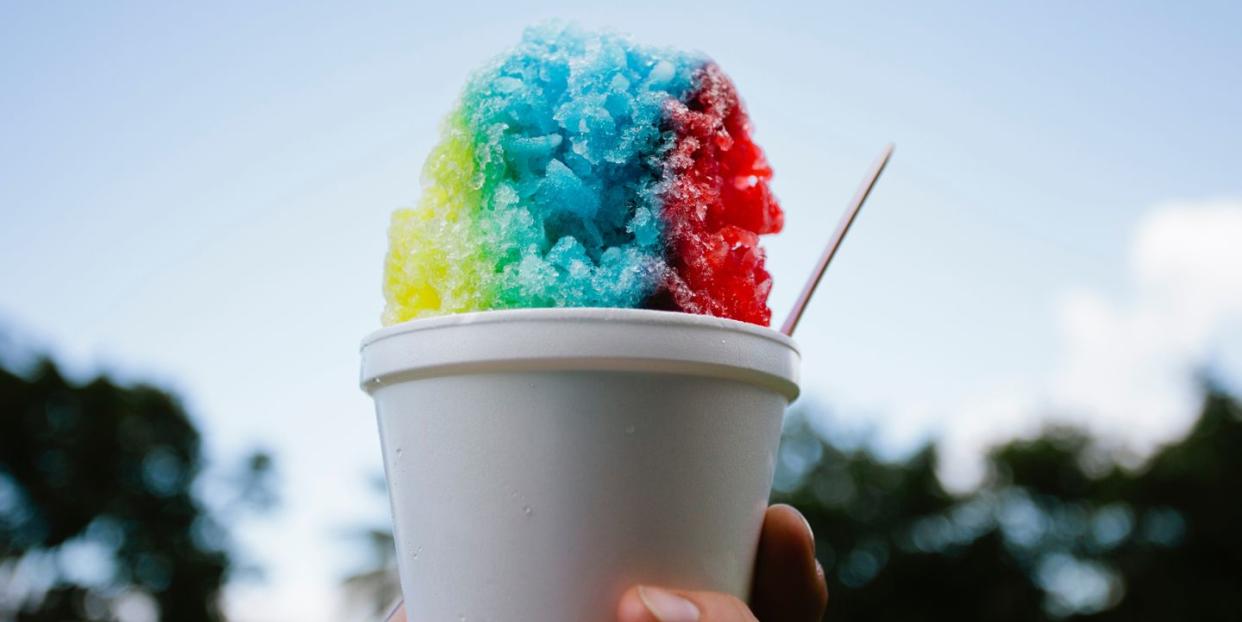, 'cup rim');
361,307,796,351
359,308,801,400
